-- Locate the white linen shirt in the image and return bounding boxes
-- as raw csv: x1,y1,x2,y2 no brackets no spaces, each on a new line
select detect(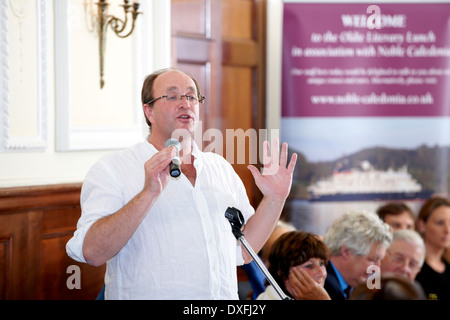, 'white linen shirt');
66,140,254,300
